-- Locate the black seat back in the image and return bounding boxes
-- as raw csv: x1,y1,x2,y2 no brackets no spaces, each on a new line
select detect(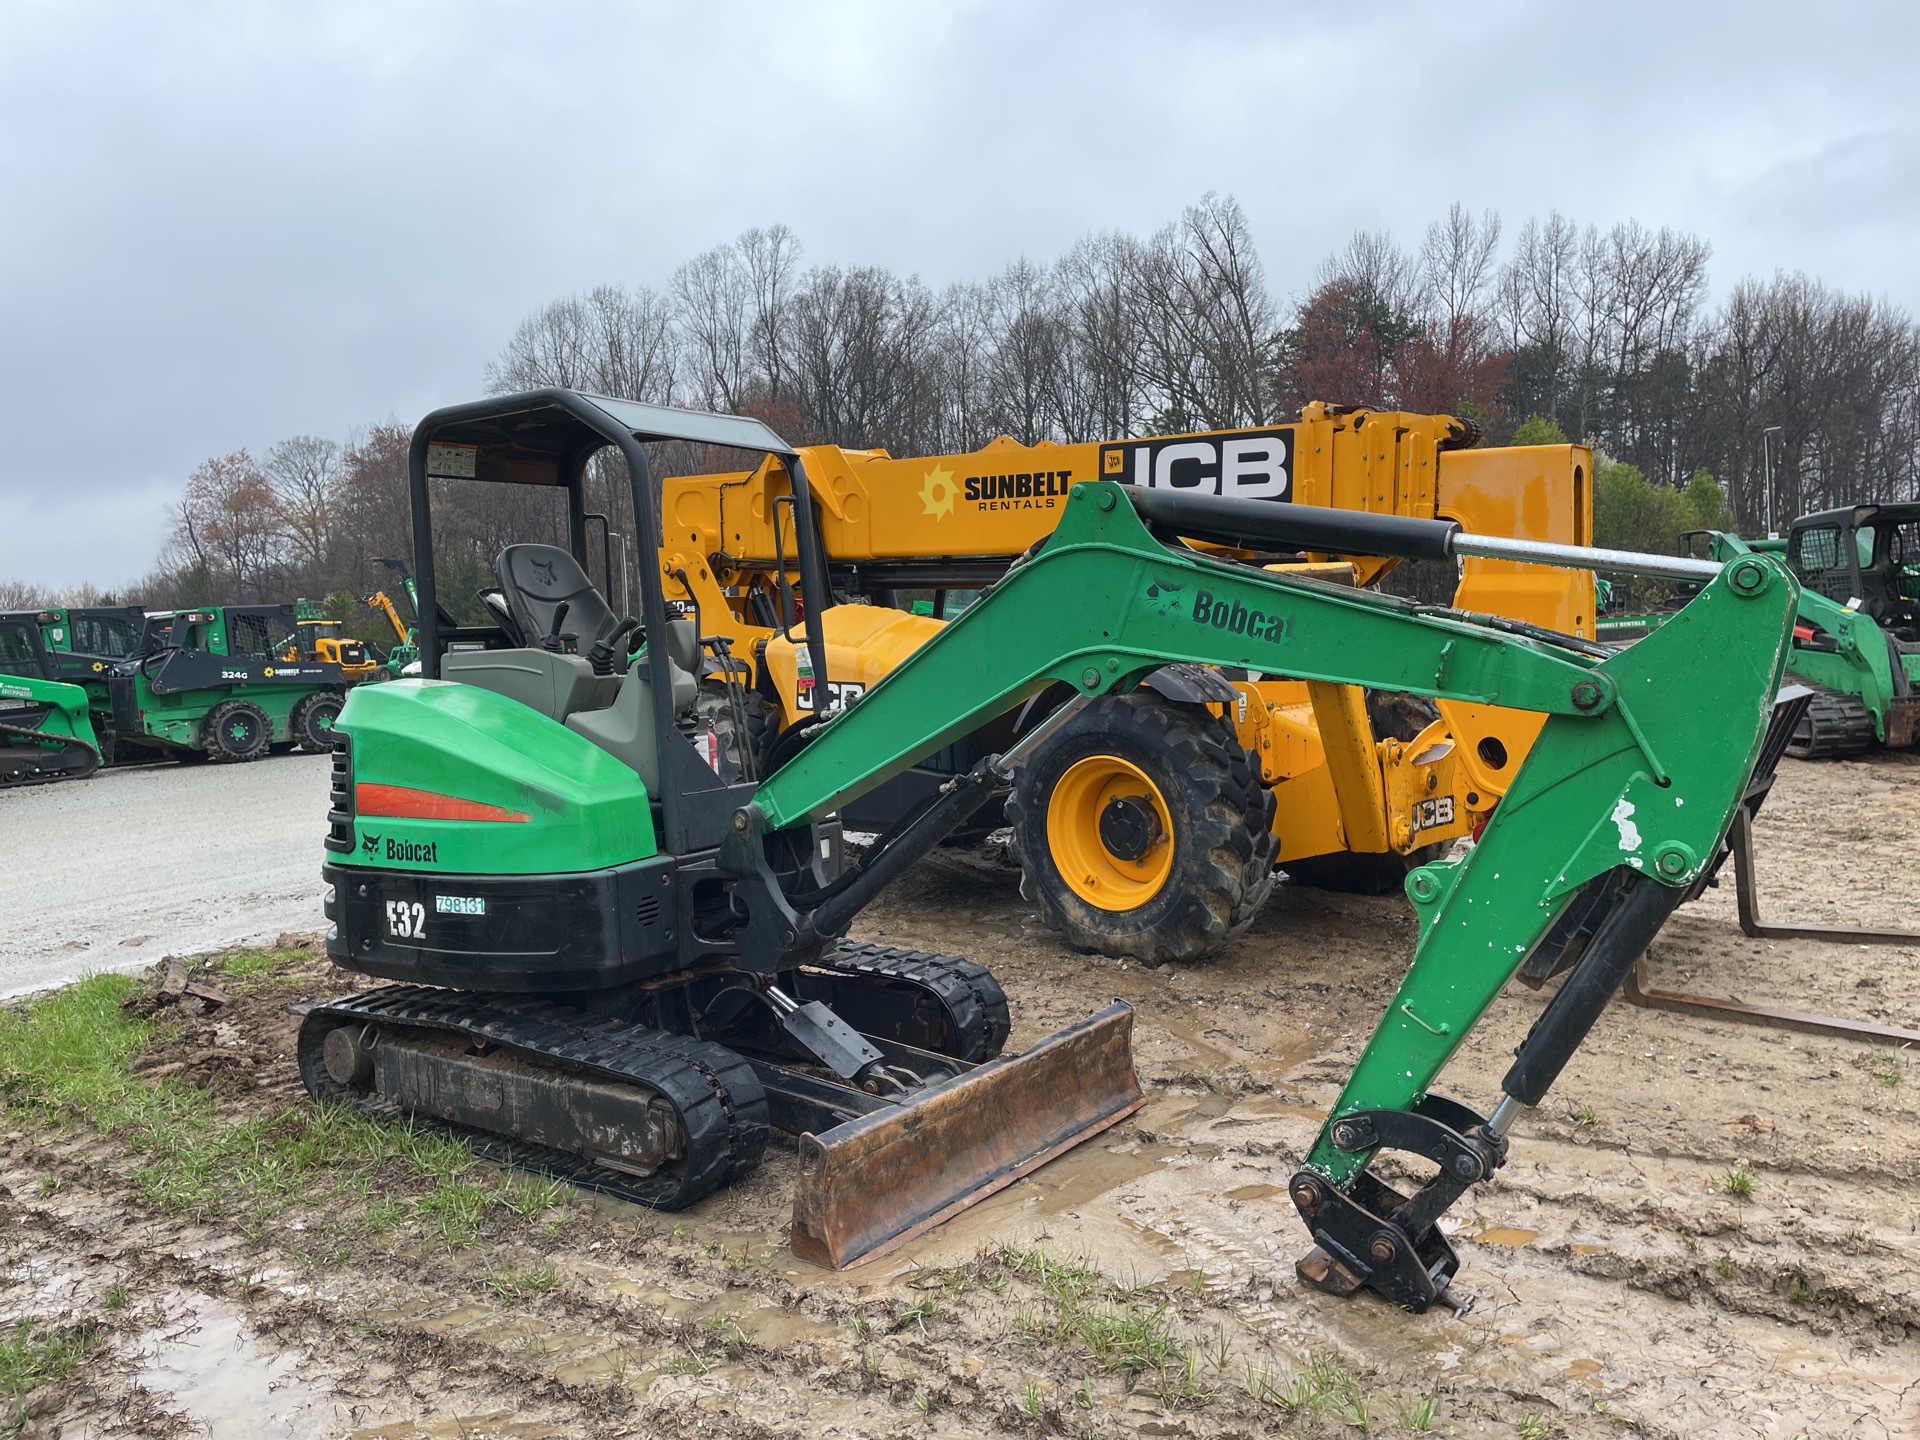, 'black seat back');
495,544,618,652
